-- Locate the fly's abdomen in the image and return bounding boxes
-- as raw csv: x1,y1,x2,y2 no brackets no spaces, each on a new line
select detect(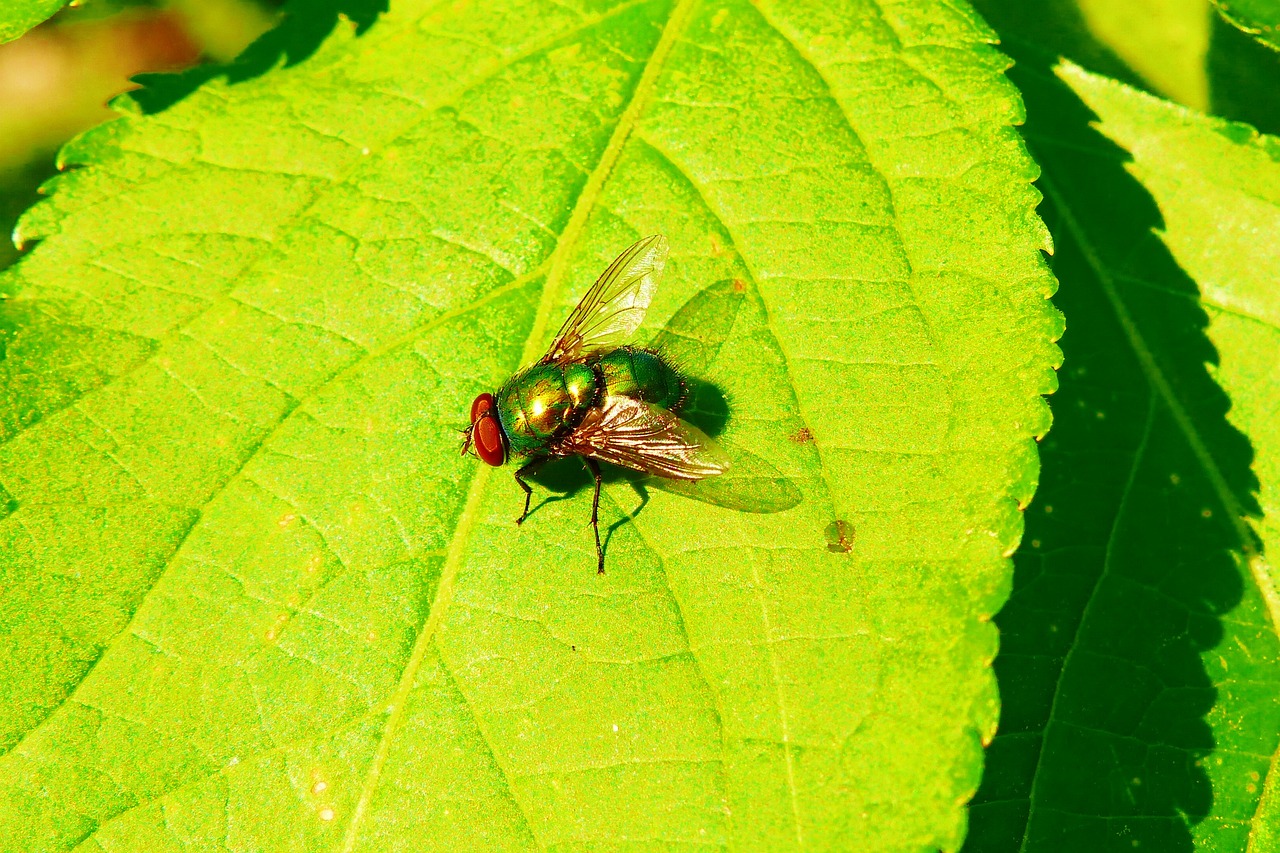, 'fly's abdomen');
496,362,598,456
596,346,687,412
